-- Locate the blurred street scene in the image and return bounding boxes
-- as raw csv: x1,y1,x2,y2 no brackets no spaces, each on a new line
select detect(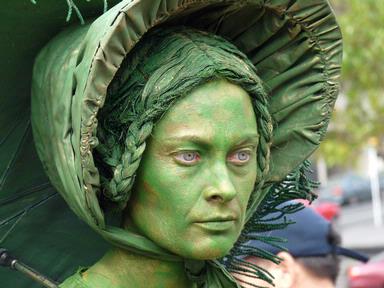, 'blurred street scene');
338,202,384,251
312,1,384,287
335,202,384,288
